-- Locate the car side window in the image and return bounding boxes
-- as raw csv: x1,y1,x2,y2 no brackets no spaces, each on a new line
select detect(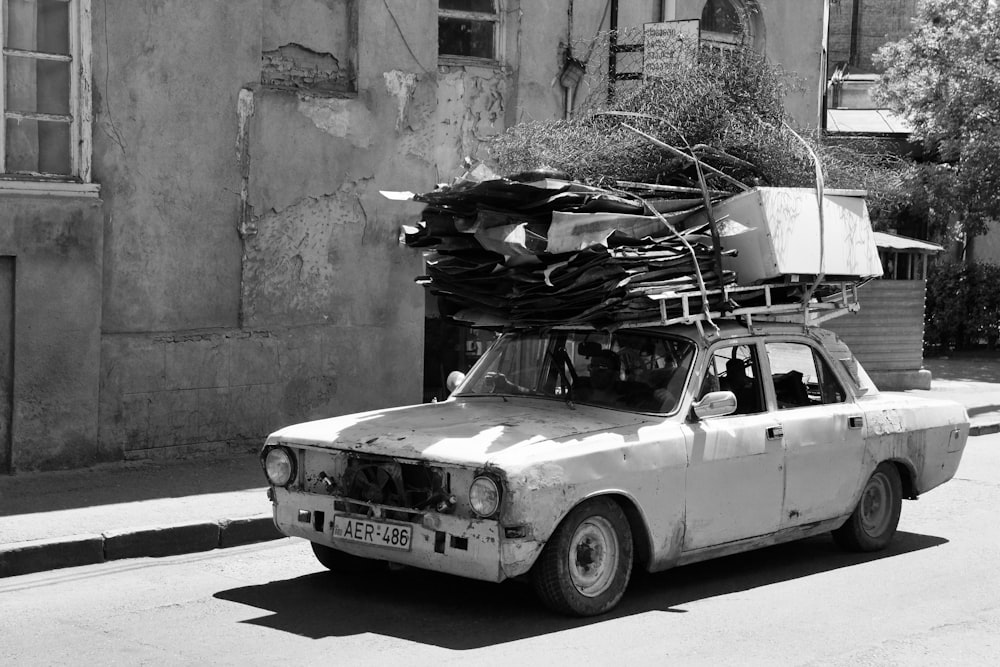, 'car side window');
765,342,847,409
706,344,765,415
